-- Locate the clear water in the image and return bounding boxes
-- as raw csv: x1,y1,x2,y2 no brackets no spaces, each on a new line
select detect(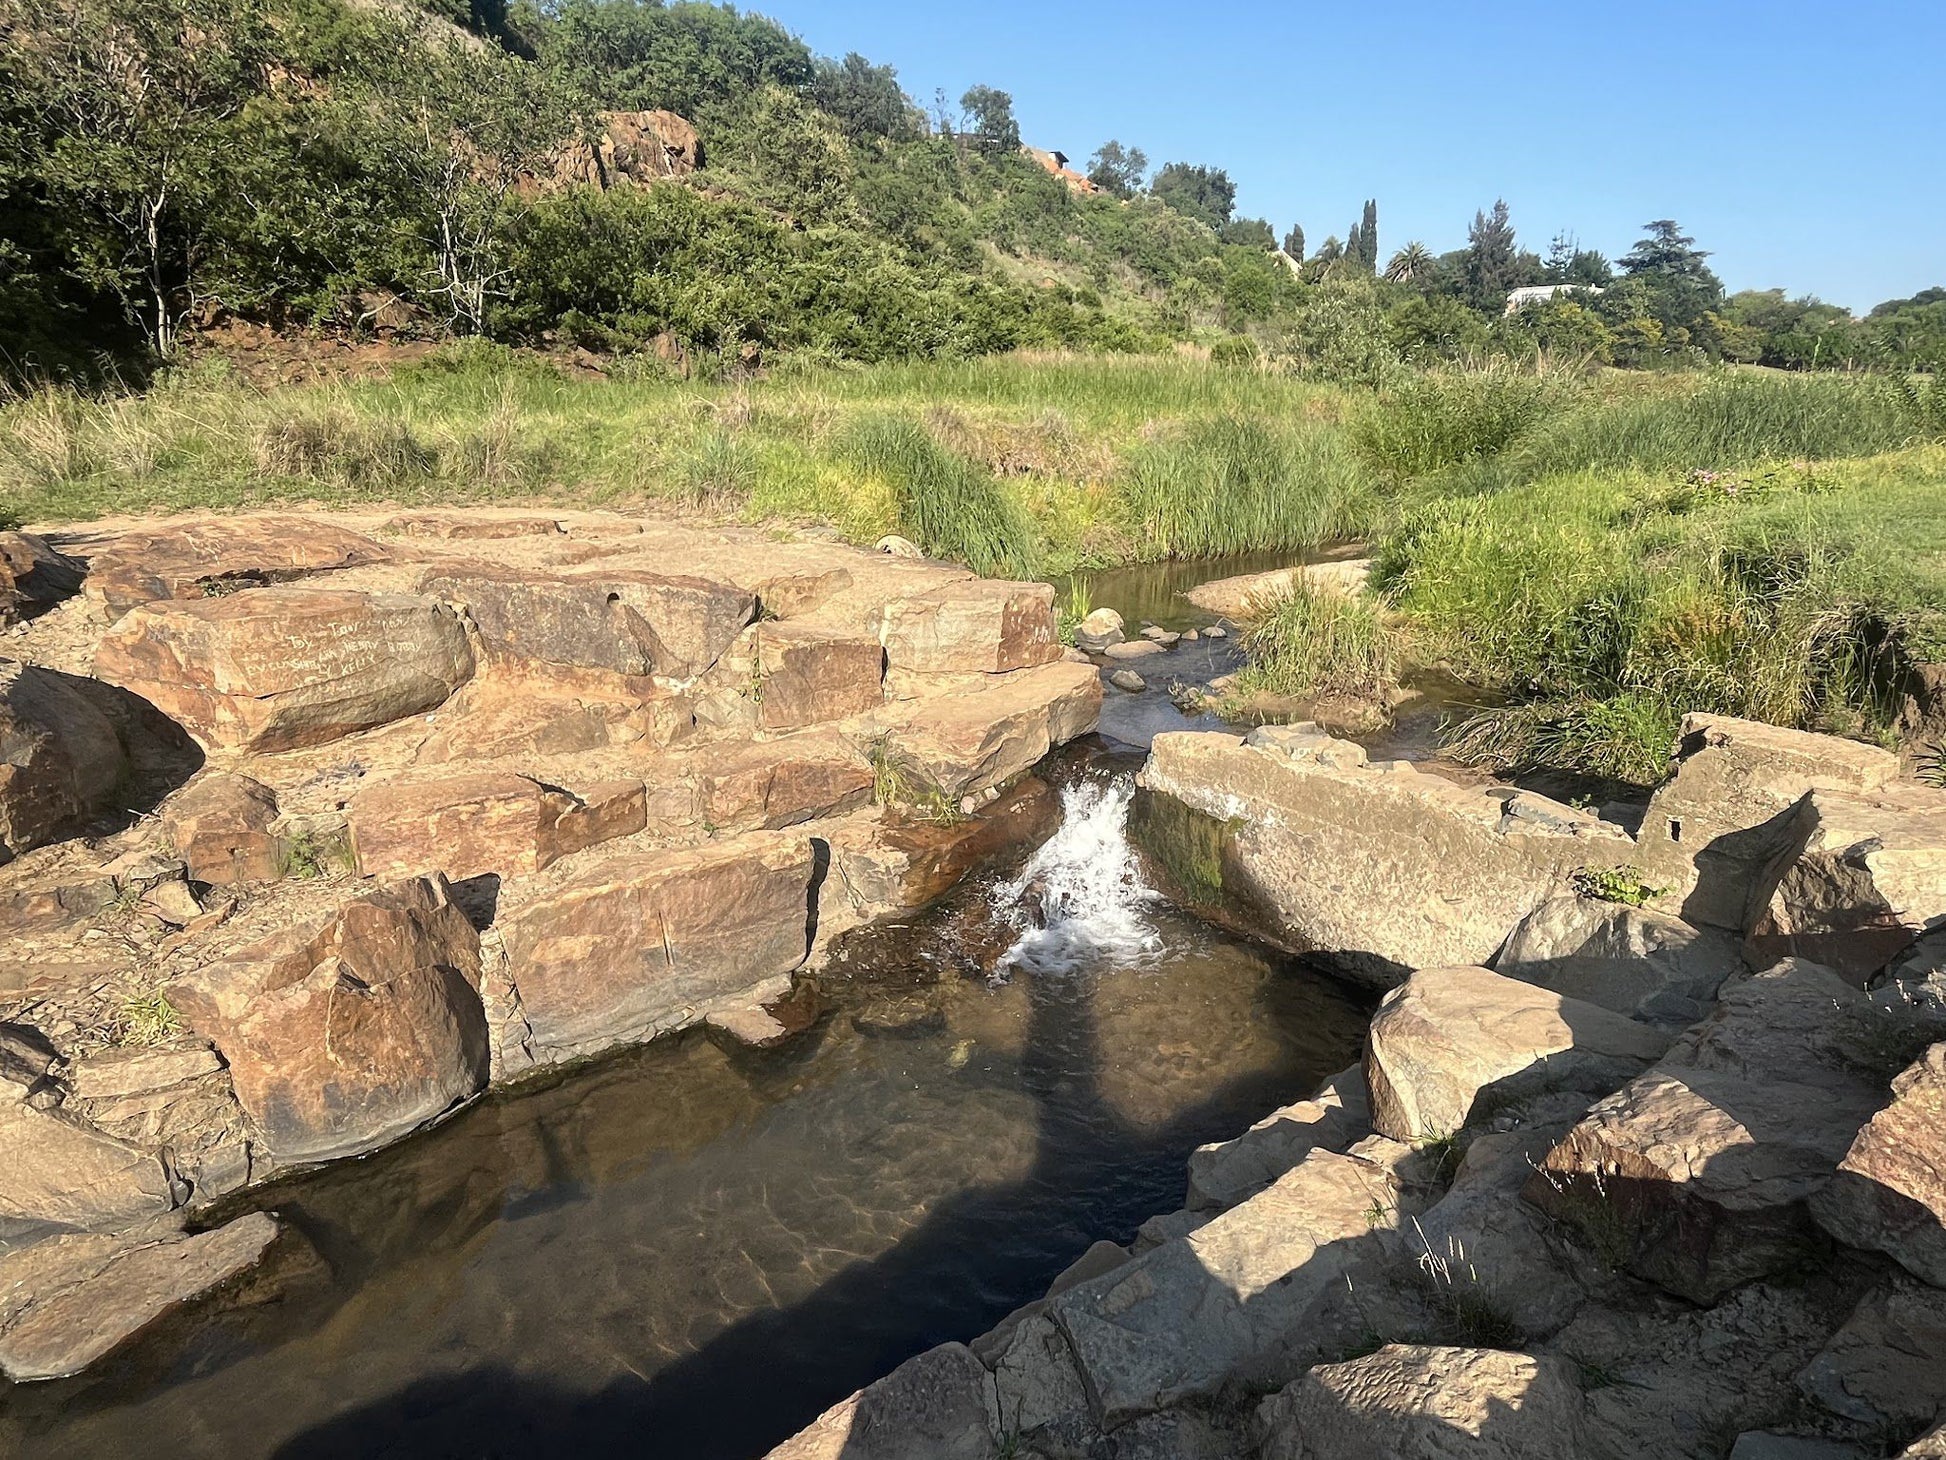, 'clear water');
0,755,1370,1460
